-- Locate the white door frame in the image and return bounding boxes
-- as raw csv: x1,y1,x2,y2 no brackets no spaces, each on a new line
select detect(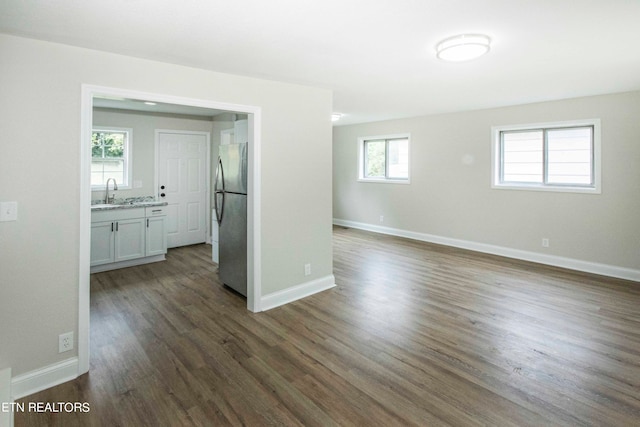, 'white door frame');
79,84,262,375
154,129,211,247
